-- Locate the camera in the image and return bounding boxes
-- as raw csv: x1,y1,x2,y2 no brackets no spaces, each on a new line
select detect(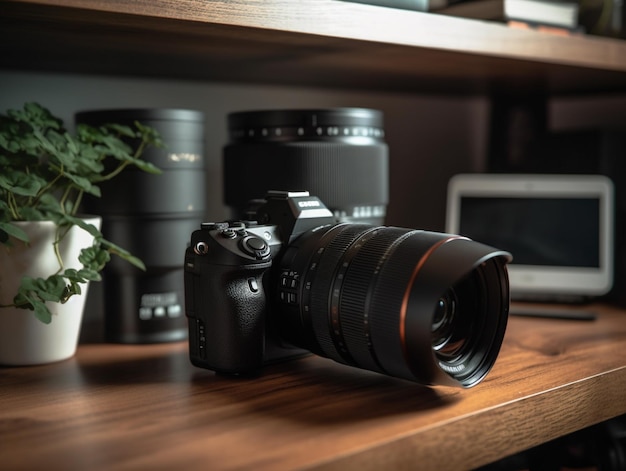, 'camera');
184,191,512,388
